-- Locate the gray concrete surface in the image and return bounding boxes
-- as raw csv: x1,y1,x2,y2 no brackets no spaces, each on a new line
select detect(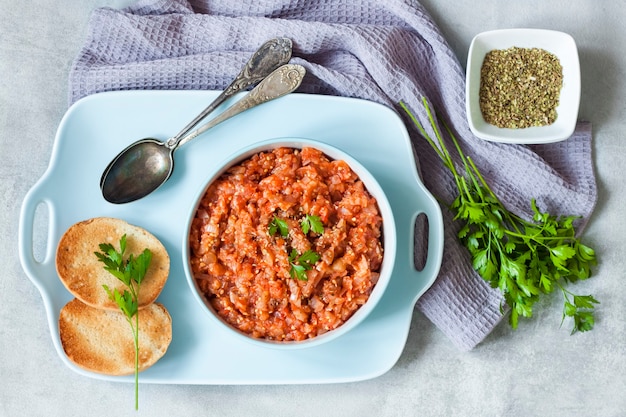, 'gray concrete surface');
1,1,624,416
